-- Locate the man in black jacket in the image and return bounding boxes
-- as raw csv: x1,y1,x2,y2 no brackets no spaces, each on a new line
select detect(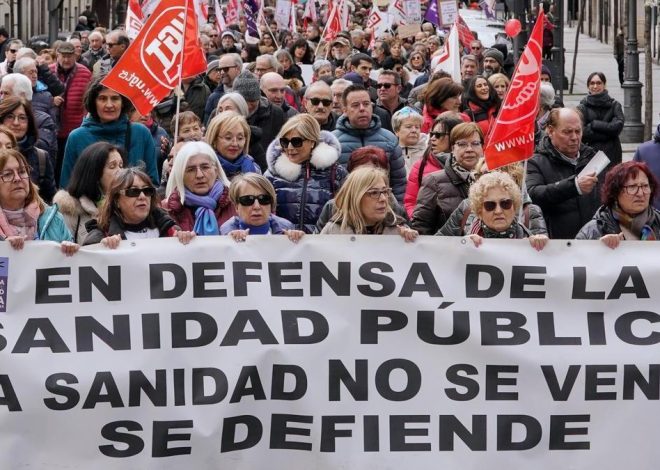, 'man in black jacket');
527,108,600,239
